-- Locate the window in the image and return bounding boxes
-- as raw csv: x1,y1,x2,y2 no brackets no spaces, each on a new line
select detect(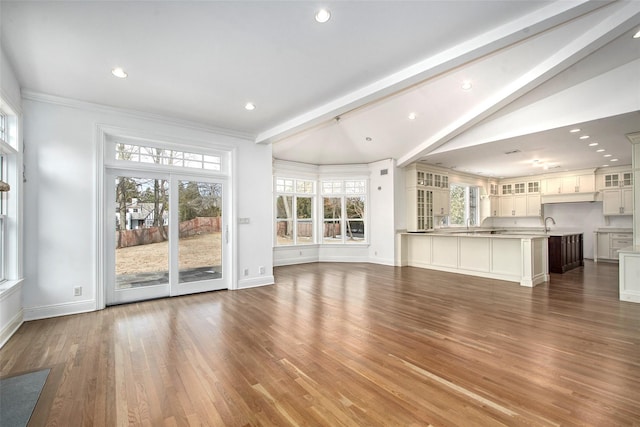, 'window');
322,179,366,244
0,101,18,284
115,142,222,171
0,153,5,281
449,184,479,227
275,178,315,246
